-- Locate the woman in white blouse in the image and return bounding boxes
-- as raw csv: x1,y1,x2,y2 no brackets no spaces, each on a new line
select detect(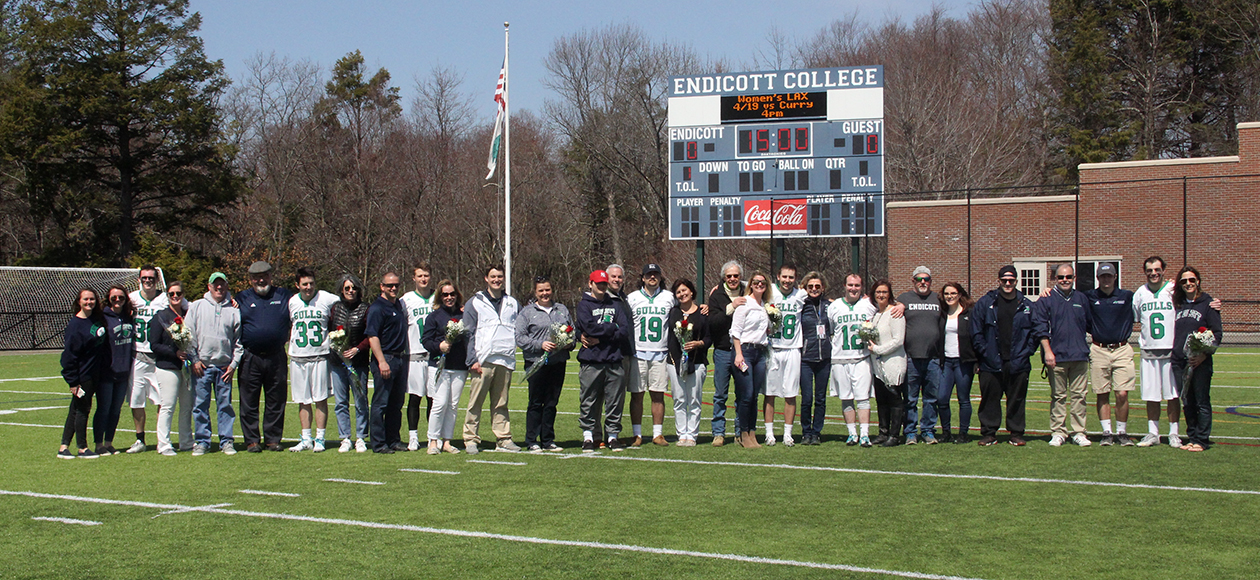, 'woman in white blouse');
730,270,771,449
868,280,907,447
